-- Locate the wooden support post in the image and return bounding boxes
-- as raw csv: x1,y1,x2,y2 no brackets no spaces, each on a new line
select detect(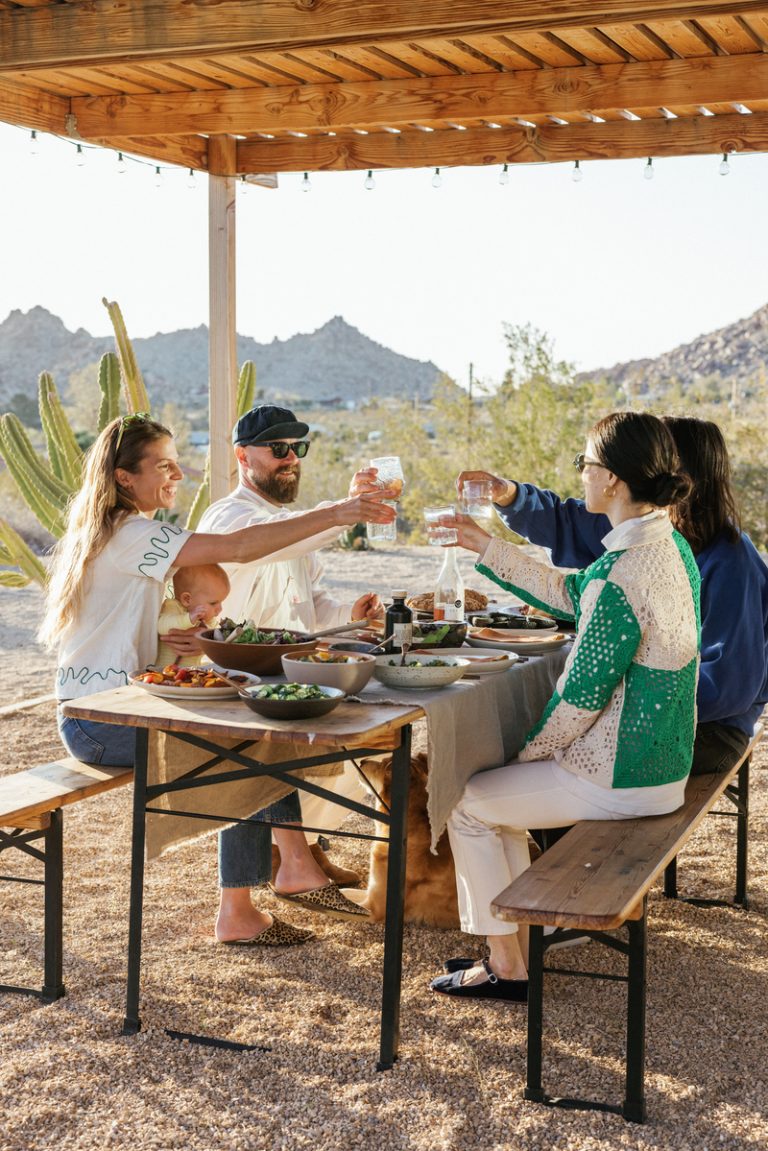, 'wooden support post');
207,136,238,503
